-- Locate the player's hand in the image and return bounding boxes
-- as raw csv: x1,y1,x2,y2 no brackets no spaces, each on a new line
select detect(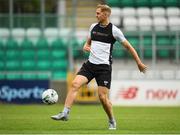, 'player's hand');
137,62,147,73
83,45,91,52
